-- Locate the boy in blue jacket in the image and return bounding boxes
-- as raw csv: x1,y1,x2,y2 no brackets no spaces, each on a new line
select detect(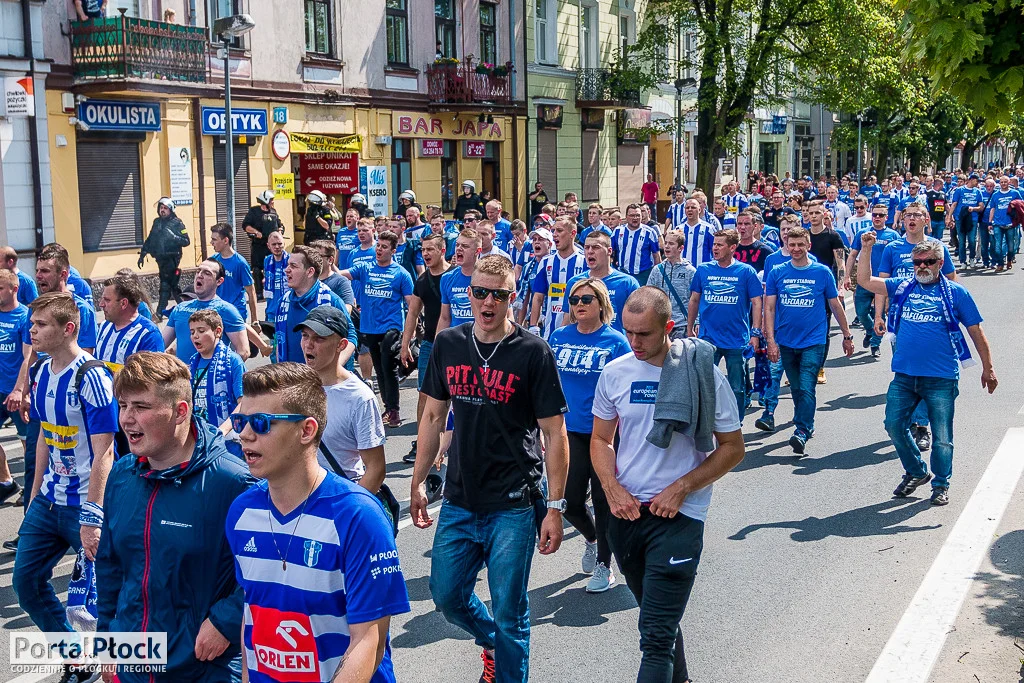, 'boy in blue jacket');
96,352,254,682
